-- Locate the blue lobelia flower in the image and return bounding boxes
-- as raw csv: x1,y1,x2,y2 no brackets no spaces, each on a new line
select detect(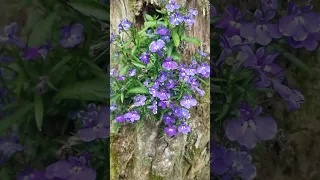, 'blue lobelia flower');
180,94,197,109
156,25,170,36
164,125,177,137
115,115,125,123
0,22,25,49
118,19,133,33
196,62,210,78
188,8,198,16
0,135,23,164
279,2,320,51
215,5,245,37
211,147,256,180
177,122,191,134
169,12,184,25
183,15,196,26
271,79,305,112
133,95,146,107
165,0,180,12
77,104,109,142
163,113,175,125
128,69,136,77
45,152,96,180
110,32,116,44
59,23,84,48
162,56,178,70
149,39,165,56
240,10,282,46
225,103,277,149
124,110,140,122
139,52,150,64
261,0,278,13
147,100,158,114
